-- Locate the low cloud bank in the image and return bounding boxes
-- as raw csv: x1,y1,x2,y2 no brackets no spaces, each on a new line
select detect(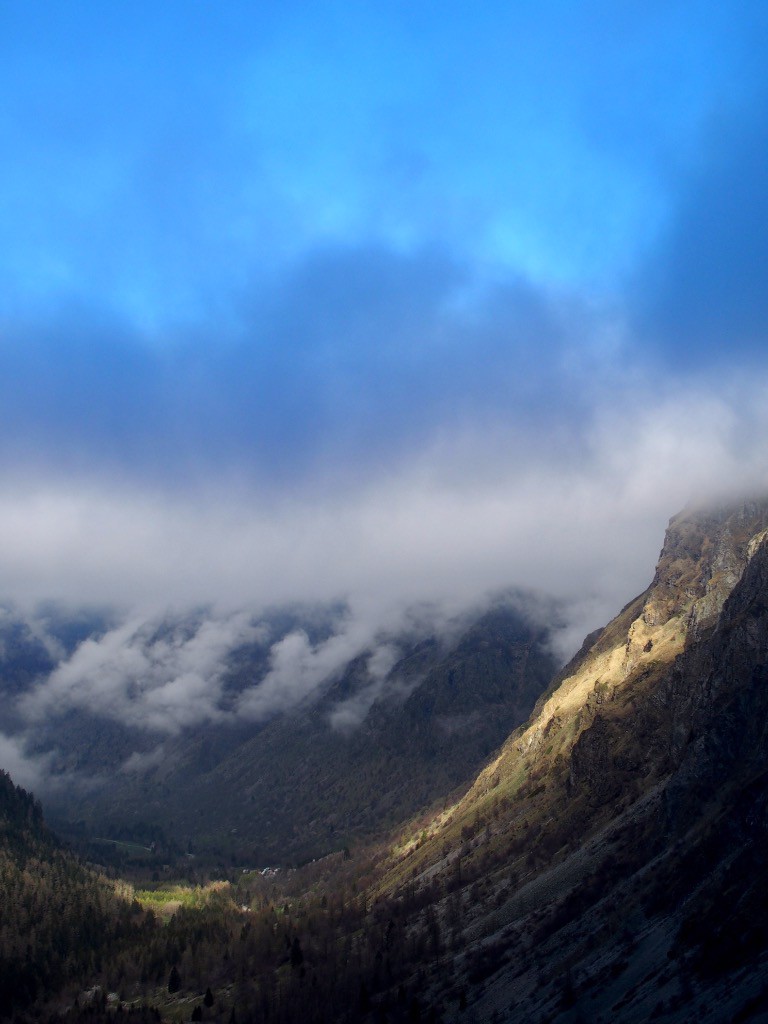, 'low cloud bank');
1,367,765,622
14,599,485,743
